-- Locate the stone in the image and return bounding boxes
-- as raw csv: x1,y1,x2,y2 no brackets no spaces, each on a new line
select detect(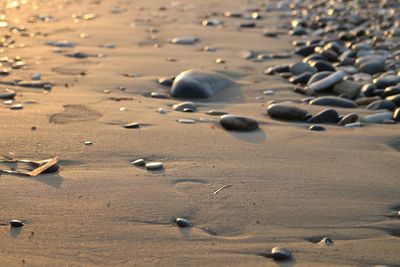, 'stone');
31,73,41,80
358,60,385,74
170,37,198,45
338,113,359,126
356,96,381,106
289,72,312,84
308,125,326,131
269,247,292,261
307,109,340,124
267,104,311,121
145,162,163,170
361,84,376,97
366,100,396,111
361,112,393,124
308,60,335,72
373,75,400,88
386,94,400,106
131,159,145,166
151,92,169,99
123,122,140,129
10,220,24,227
383,86,400,97
9,104,23,110
307,71,332,86
220,115,259,131
318,238,333,245
175,218,191,228
177,119,196,124
171,70,232,99
172,102,197,112
0,89,16,99
345,122,362,127
393,108,400,122
158,77,174,86
309,96,357,108
290,62,317,76
332,80,362,99
206,110,228,116
46,40,76,47
307,71,346,93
